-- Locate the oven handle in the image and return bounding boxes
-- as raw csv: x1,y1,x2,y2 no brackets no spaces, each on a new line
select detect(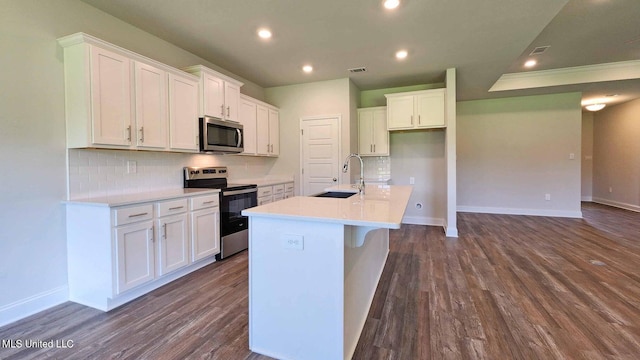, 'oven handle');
223,188,257,196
